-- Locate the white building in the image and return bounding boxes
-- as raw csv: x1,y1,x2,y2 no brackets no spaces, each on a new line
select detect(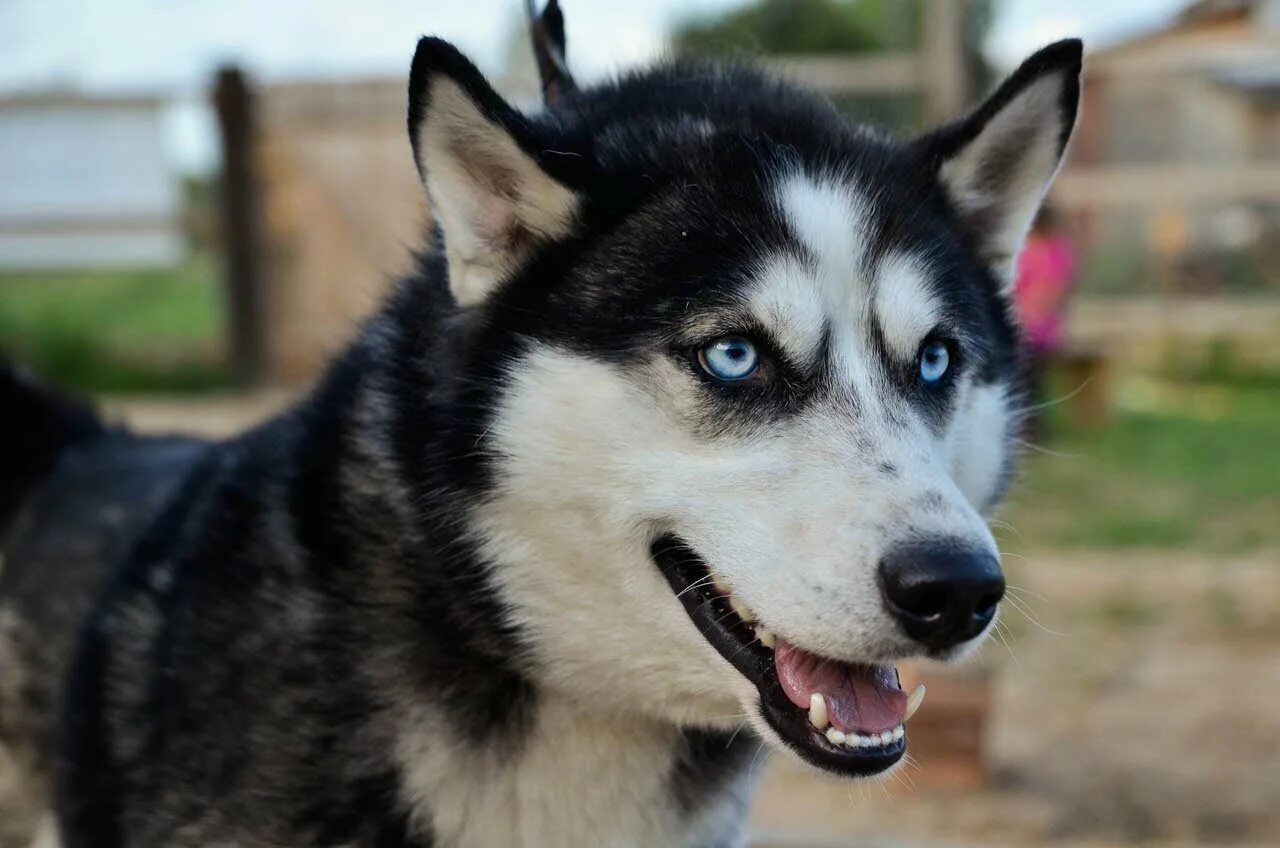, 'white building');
0,94,184,270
